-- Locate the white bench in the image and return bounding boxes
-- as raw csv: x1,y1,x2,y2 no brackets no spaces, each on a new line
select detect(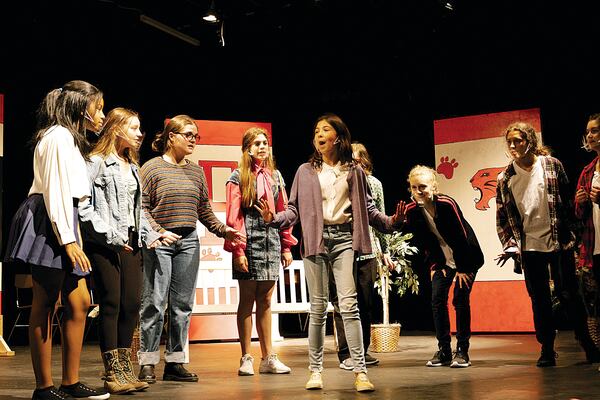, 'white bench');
192,260,334,341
